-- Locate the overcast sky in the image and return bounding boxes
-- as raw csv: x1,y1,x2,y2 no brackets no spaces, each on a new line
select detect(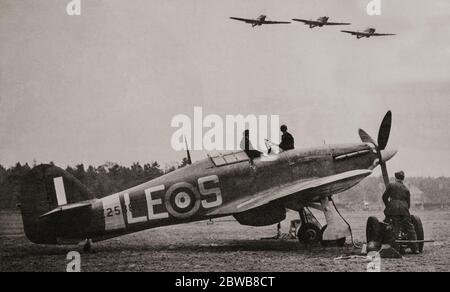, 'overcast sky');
1,0,449,176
